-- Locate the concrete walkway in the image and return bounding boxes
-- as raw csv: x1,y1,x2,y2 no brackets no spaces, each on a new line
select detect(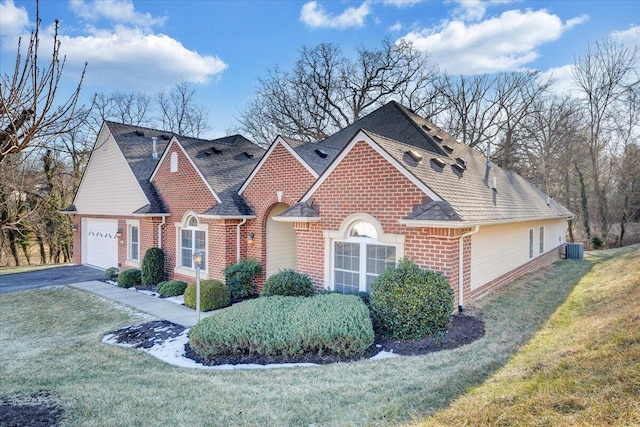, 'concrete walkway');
69,281,215,327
